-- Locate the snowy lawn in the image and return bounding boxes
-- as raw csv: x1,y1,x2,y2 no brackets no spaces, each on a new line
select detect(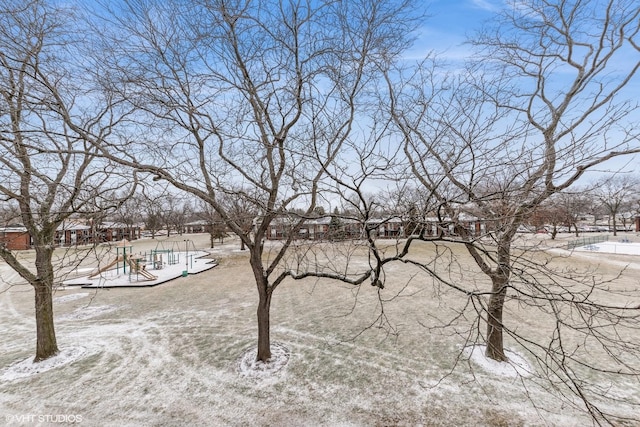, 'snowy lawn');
1,233,639,426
